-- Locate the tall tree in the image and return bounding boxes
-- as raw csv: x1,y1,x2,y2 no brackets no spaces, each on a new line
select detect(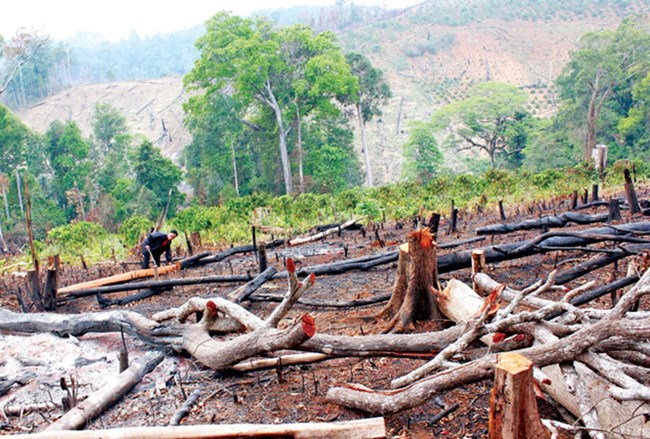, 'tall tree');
618,72,650,159
132,140,183,218
0,29,47,98
432,82,530,168
43,120,92,219
183,92,248,204
345,52,392,187
402,121,443,183
184,12,358,195
556,19,650,161
91,103,129,156
0,104,30,174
